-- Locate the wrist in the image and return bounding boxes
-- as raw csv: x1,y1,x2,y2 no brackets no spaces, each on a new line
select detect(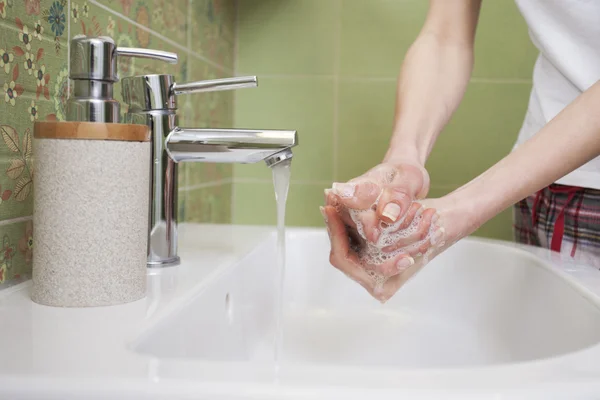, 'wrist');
441,183,494,239
383,143,424,167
